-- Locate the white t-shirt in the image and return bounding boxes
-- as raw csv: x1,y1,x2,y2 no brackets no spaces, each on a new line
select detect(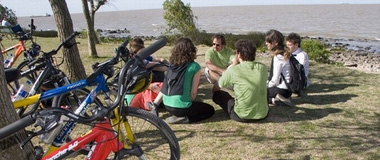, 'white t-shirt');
267,54,291,90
